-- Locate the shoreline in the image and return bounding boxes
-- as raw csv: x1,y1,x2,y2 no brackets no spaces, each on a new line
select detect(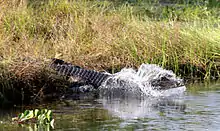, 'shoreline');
0,0,219,106
0,58,219,107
